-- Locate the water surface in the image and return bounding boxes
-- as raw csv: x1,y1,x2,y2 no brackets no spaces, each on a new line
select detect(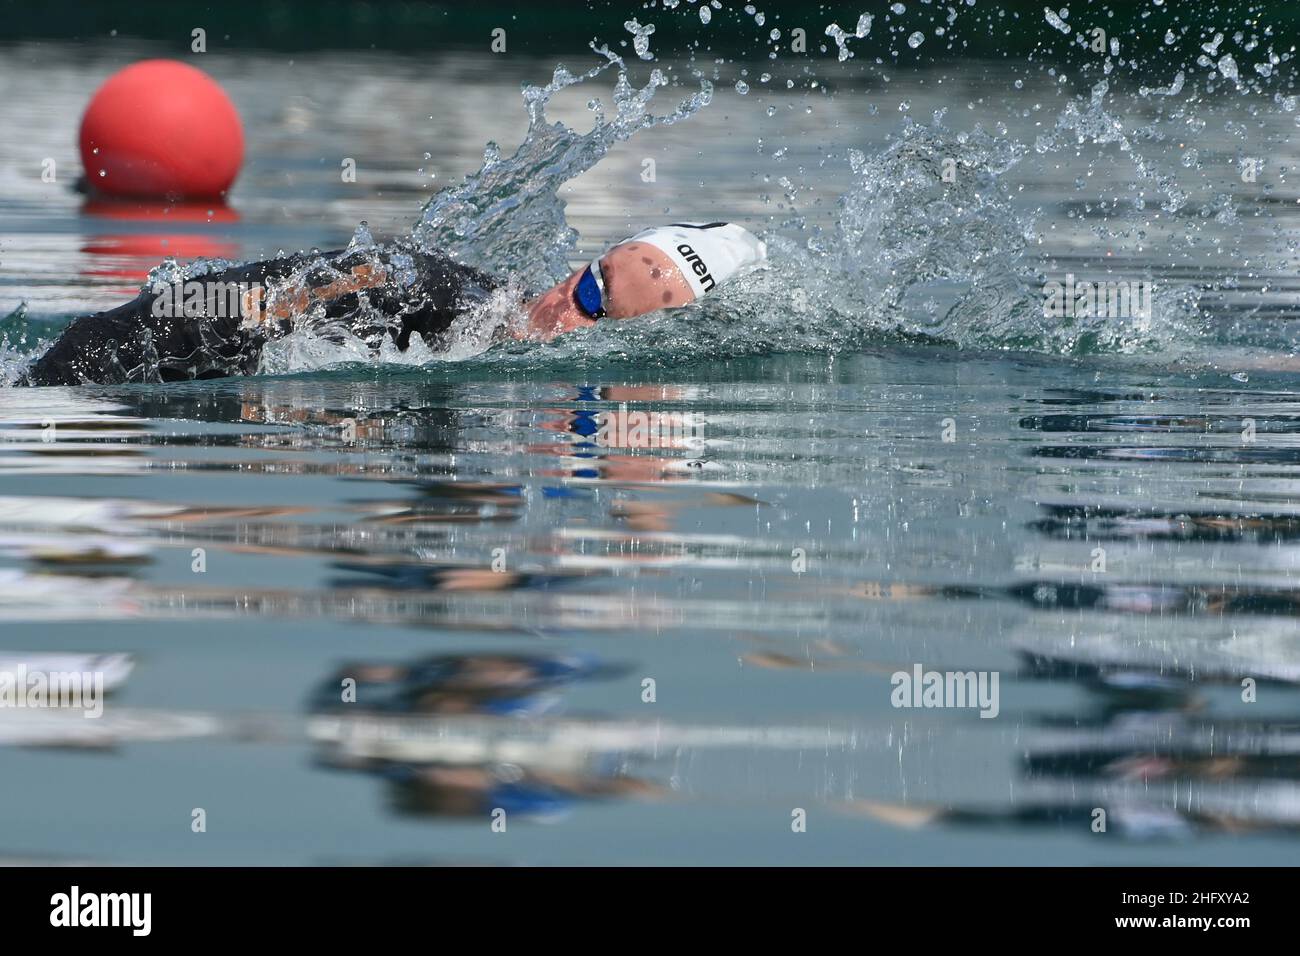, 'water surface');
2,28,1300,864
